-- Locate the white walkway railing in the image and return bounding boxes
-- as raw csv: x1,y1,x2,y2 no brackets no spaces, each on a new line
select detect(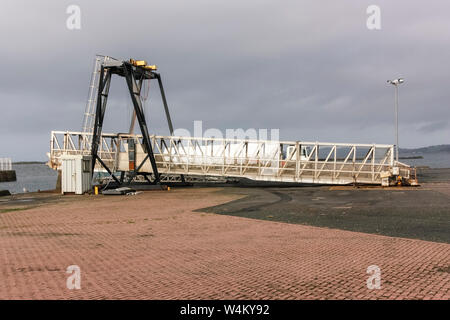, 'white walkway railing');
47,131,415,185
0,158,12,171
